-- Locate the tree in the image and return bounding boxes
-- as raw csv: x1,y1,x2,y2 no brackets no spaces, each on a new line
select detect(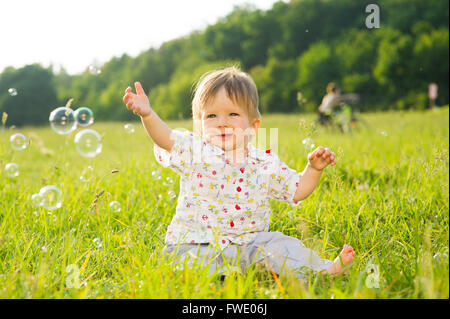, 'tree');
250,57,298,113
296,42,339,112
411,28,449,106
0,64,58,126
374,30,413,88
